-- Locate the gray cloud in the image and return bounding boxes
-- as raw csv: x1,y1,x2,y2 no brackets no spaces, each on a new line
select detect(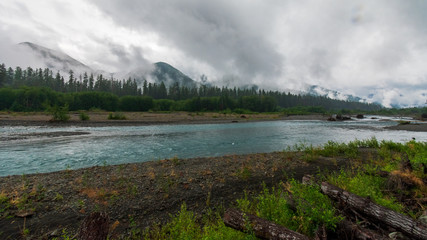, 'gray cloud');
91,0,284,83
1,0,427,107
103,40,152,71
0,35,42,69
